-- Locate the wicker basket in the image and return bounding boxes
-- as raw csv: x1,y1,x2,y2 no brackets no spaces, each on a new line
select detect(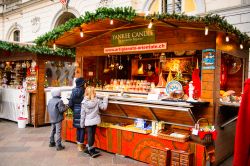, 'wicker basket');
190,118,214,146
158,129,189,142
